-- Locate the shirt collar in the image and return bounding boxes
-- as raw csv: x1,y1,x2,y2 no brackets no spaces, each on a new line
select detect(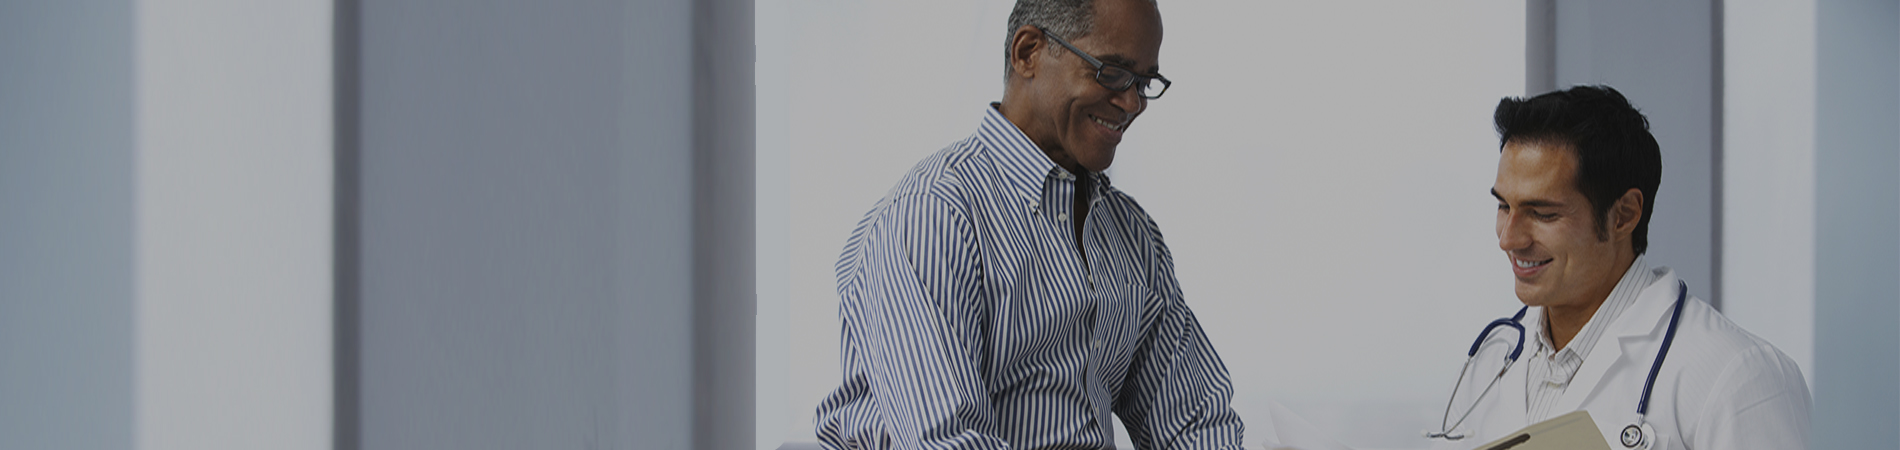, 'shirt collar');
976,103,1077,207
1533,255,1655,363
